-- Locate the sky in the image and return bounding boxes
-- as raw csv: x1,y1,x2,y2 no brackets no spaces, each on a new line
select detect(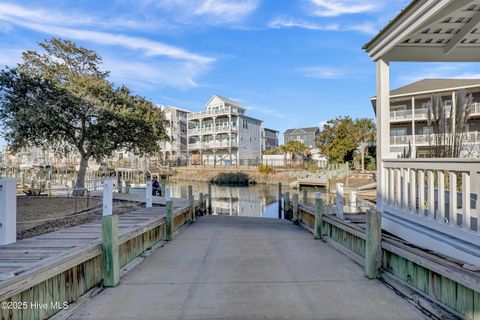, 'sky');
2,0,480,146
